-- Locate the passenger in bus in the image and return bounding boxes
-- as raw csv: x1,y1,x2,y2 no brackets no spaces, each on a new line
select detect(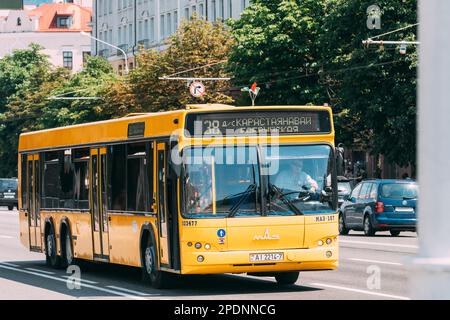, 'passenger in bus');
185,164,213,213
274,159,318,195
